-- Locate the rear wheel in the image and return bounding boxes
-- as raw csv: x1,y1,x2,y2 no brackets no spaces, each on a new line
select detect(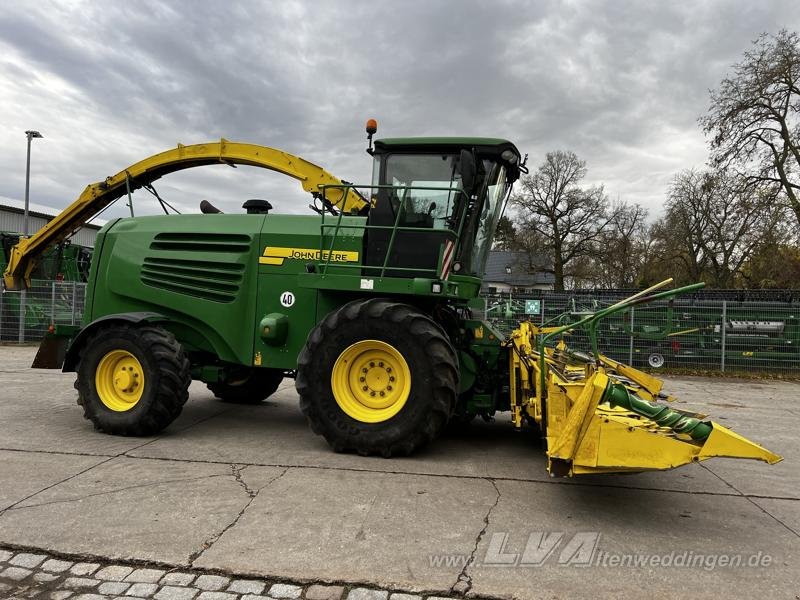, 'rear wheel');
75,324,190,435
296,299,458,457
644,347,666,369
207,368,284,404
